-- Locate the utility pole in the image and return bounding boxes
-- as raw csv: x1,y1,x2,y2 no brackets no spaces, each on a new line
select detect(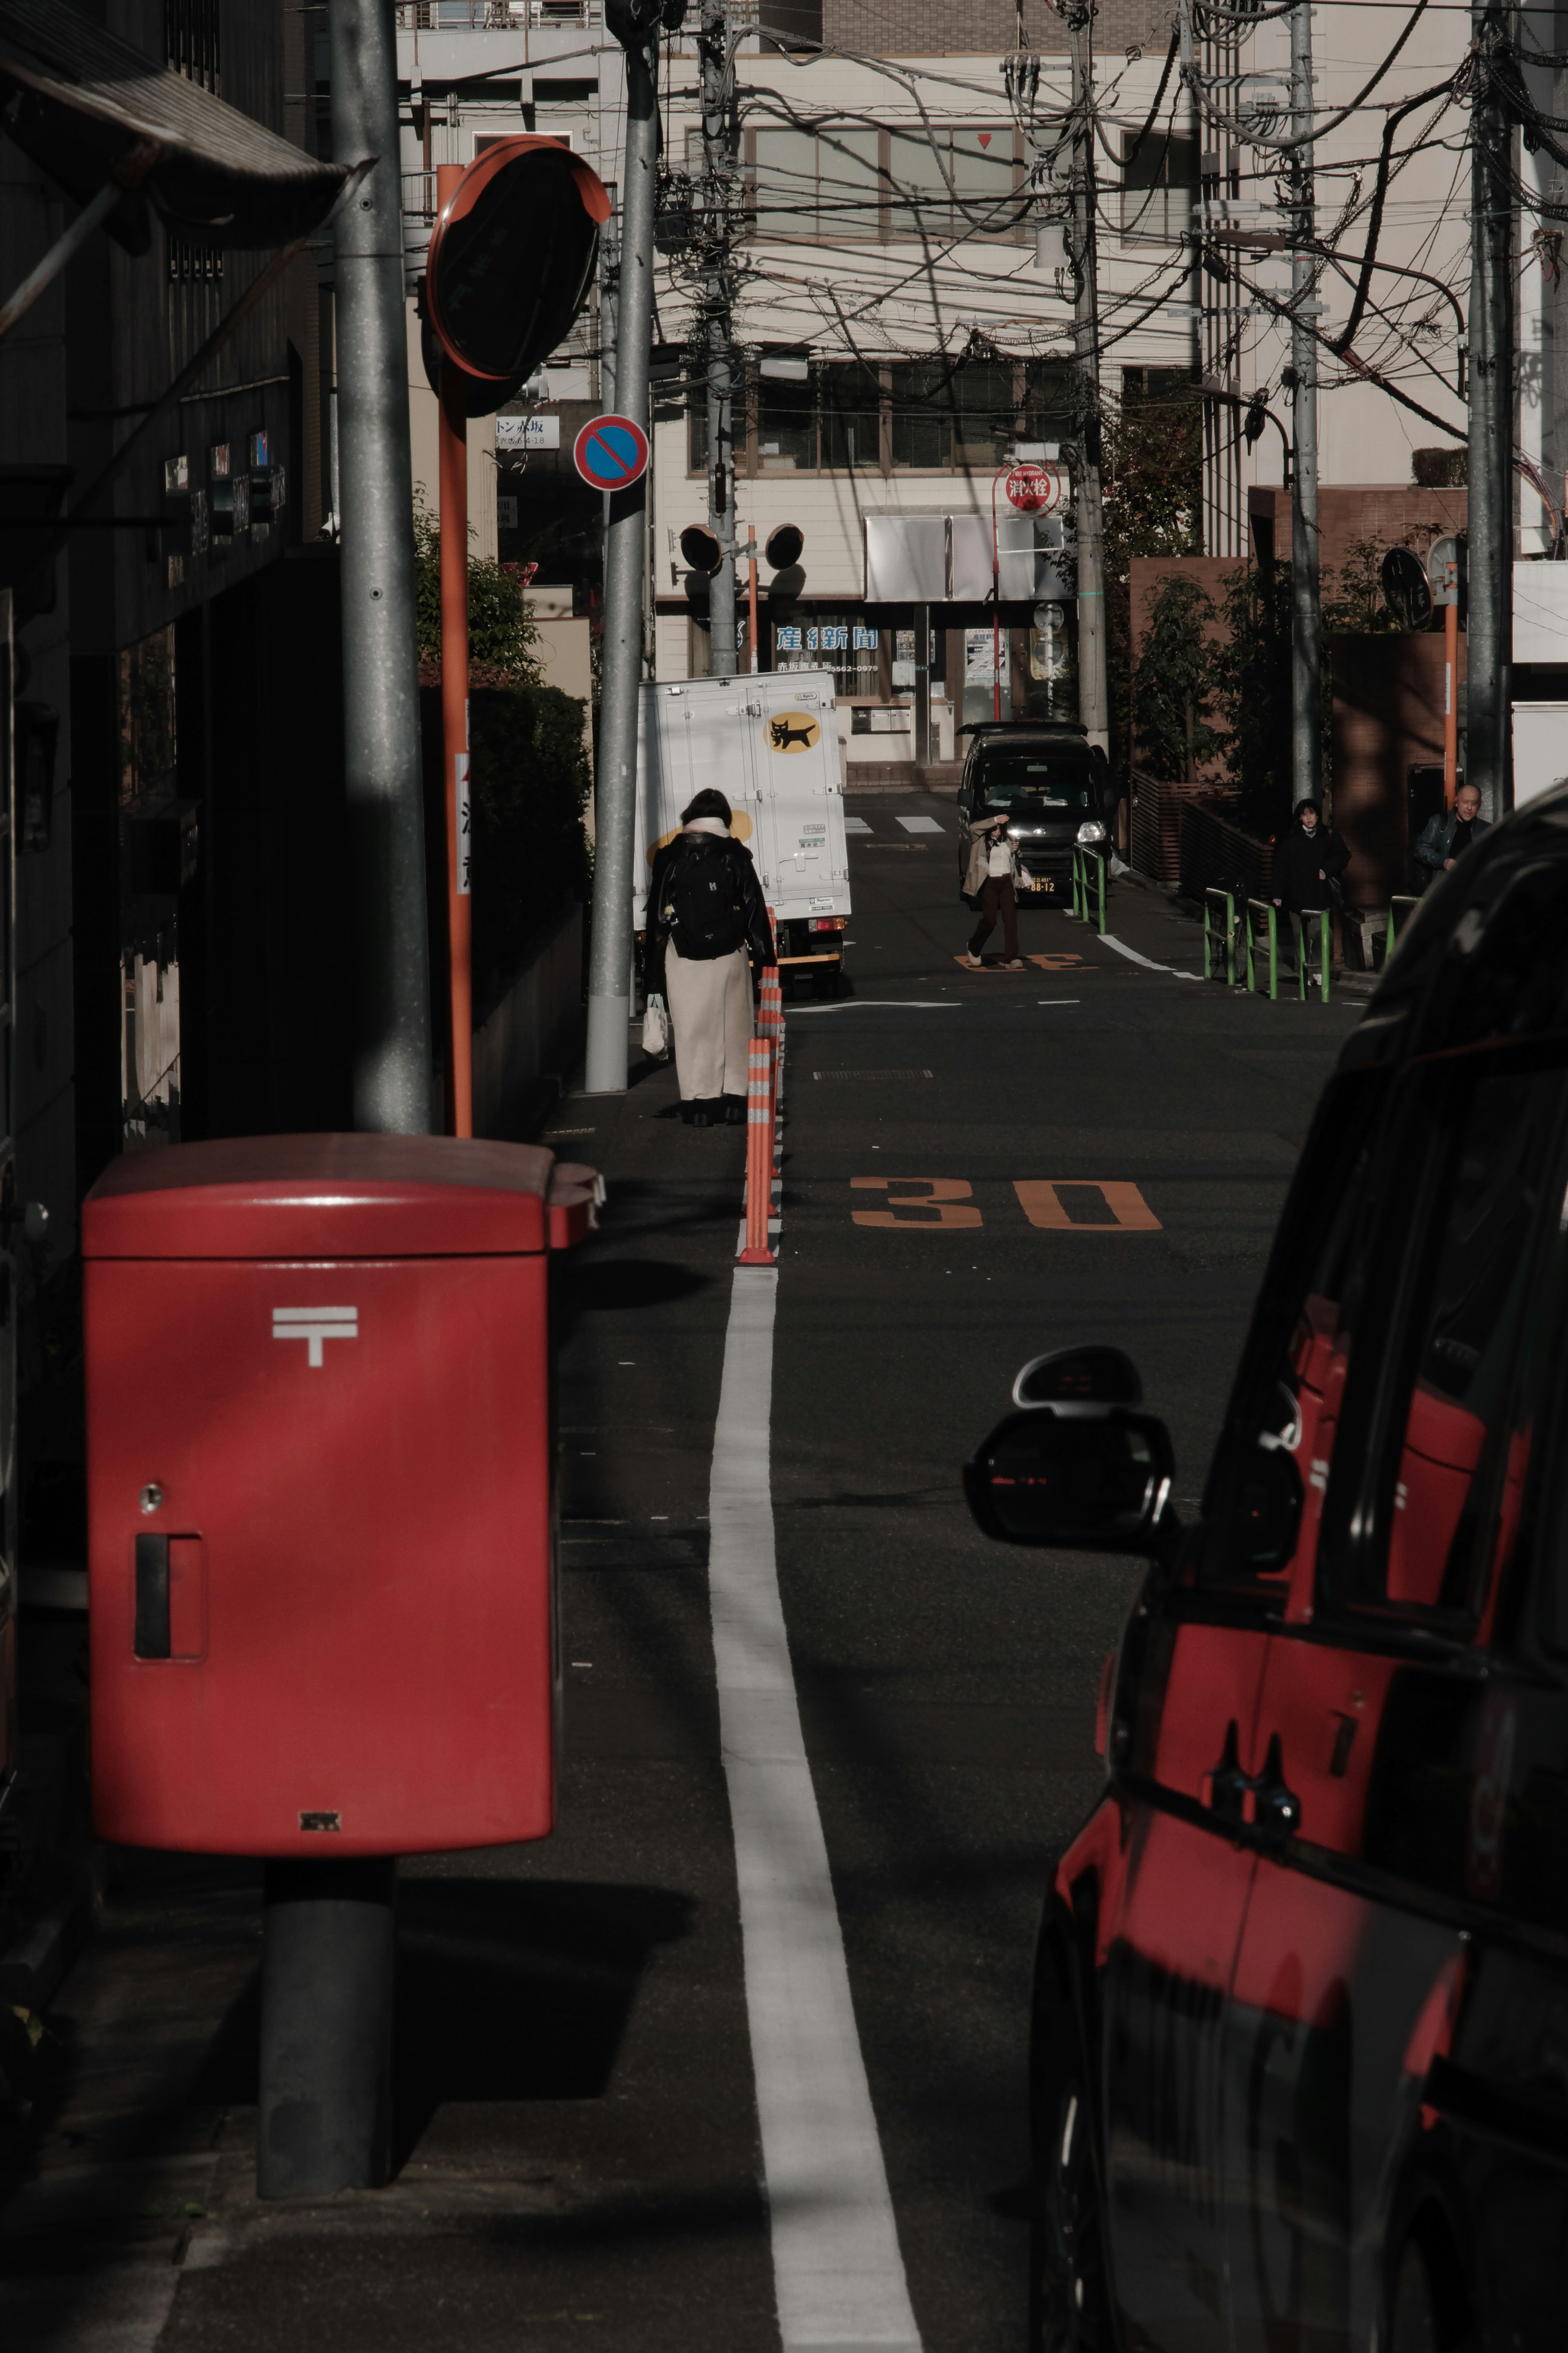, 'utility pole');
1068,5,1109,753
330,0,432,1135
1288,0,1322,805
1468,0,1515,816
254,0,426,2204
699,0,737,676
598,186,619,551
584,20,659,1095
